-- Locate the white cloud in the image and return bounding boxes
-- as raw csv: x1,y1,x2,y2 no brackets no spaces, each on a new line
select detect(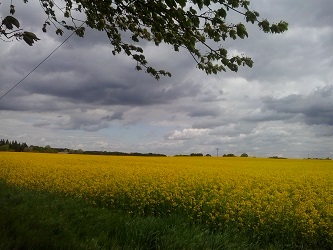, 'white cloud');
167,128,209,141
